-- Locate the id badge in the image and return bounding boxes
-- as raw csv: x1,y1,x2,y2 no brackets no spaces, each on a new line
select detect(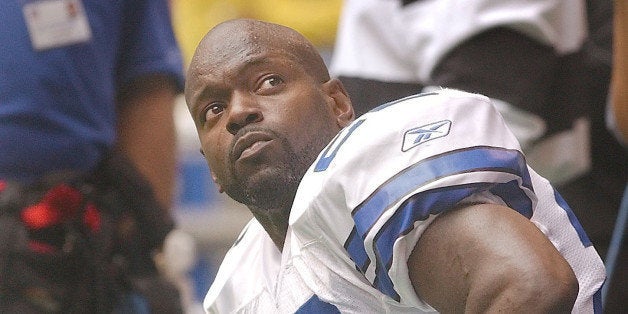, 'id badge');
22,0,92,50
